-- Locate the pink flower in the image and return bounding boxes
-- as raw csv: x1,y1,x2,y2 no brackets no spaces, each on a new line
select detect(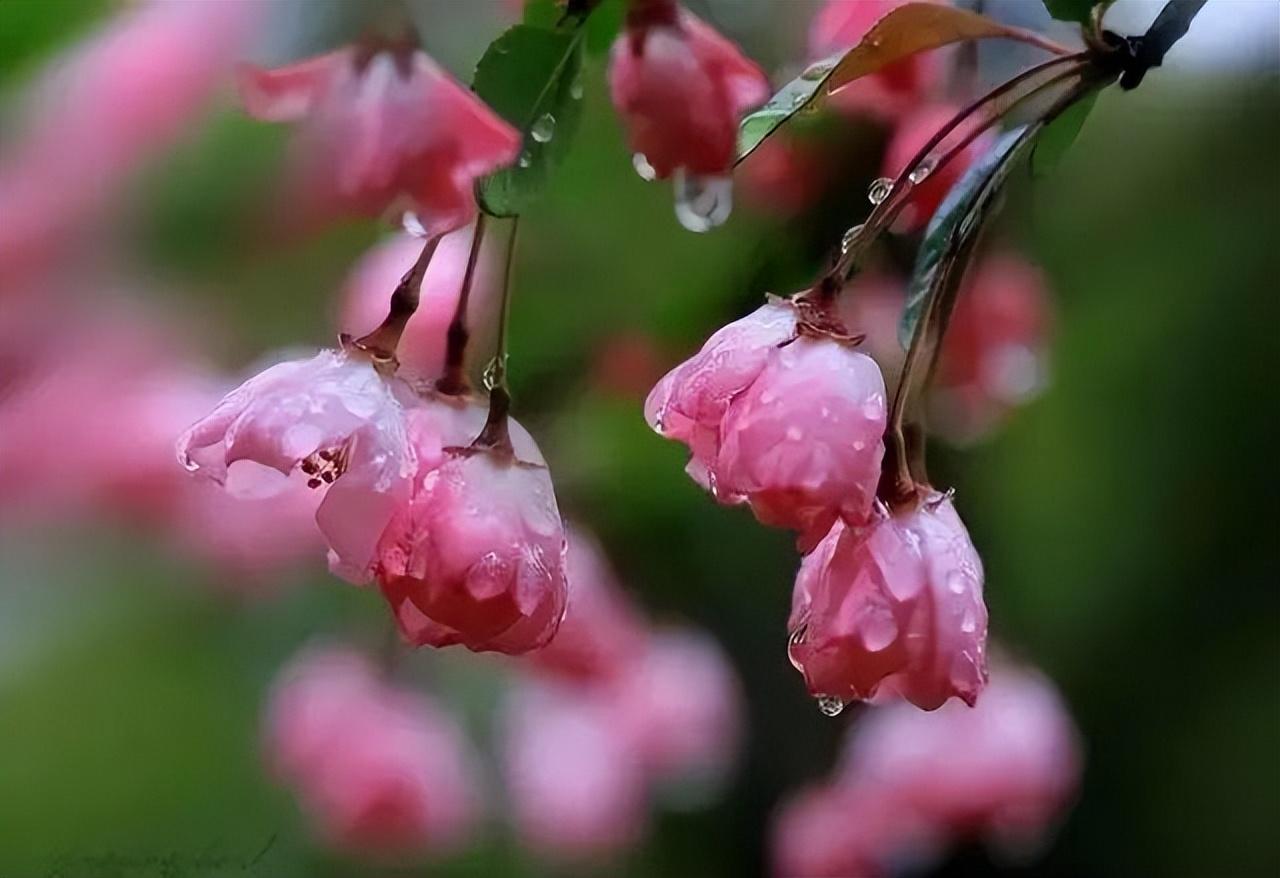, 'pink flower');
0,0,260,283
528,526,649,682
264,646,479,854
374,395,568,656
787,493,988,711
841,662,1082,855
739,136,829,218
809,0,941,122
933,253,1052,441
884,104,996,232
176,349,416,582
645,298,887,548
502,682,648,859
608,628,742,792
609,4,769,179
715,336,887,550
338,225,496,381
239,40,520,234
